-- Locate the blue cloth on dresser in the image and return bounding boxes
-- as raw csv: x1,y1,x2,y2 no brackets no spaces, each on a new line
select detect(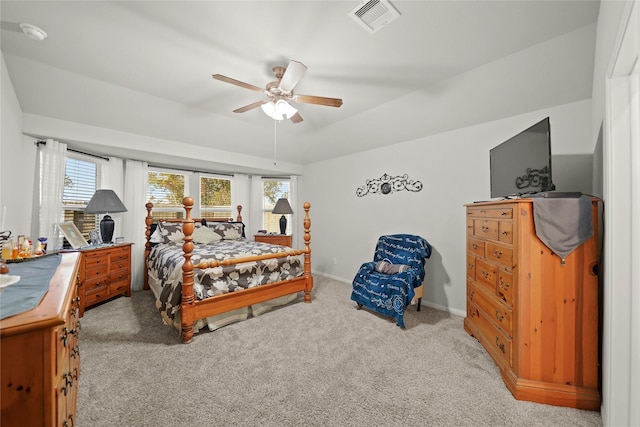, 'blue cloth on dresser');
351,234,432,328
